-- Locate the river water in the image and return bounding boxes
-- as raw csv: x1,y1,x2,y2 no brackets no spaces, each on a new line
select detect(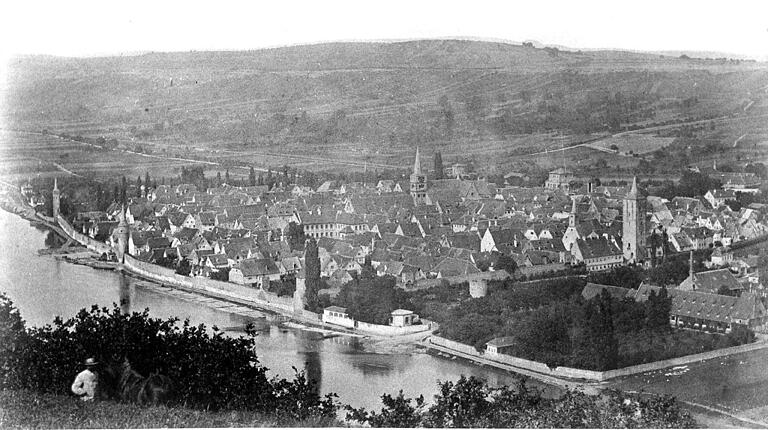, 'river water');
0,208,529,410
